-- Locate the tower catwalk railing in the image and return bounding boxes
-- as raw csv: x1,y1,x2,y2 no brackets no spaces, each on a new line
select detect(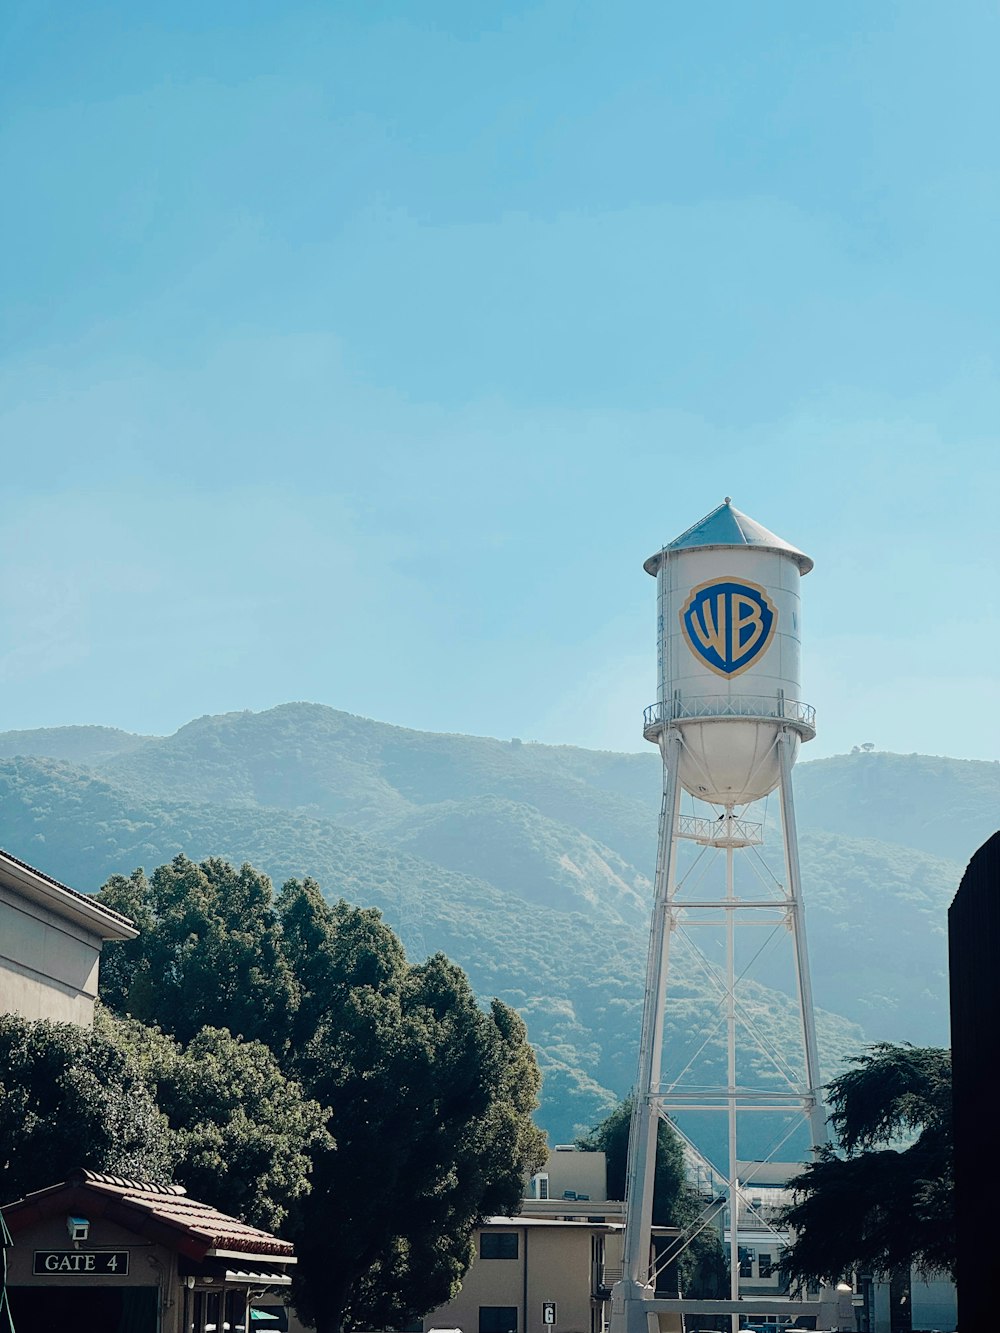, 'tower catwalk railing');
643,694,816,740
